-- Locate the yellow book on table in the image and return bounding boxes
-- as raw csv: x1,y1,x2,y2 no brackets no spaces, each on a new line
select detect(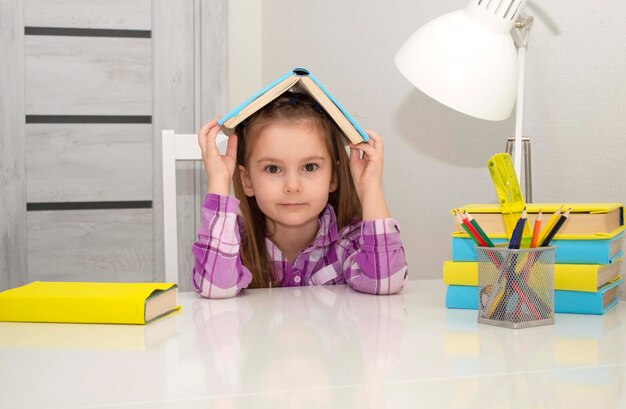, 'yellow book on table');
443,259,622,292
0,282,180,325
452,203,624,236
